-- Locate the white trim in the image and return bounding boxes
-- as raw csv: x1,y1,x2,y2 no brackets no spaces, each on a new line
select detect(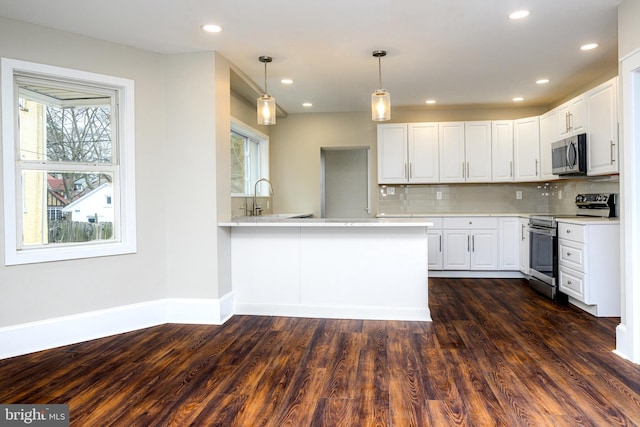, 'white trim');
0,295,233,360
429,271,525,279
234,303,431,322
1,57,137,265
617,50,640,363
